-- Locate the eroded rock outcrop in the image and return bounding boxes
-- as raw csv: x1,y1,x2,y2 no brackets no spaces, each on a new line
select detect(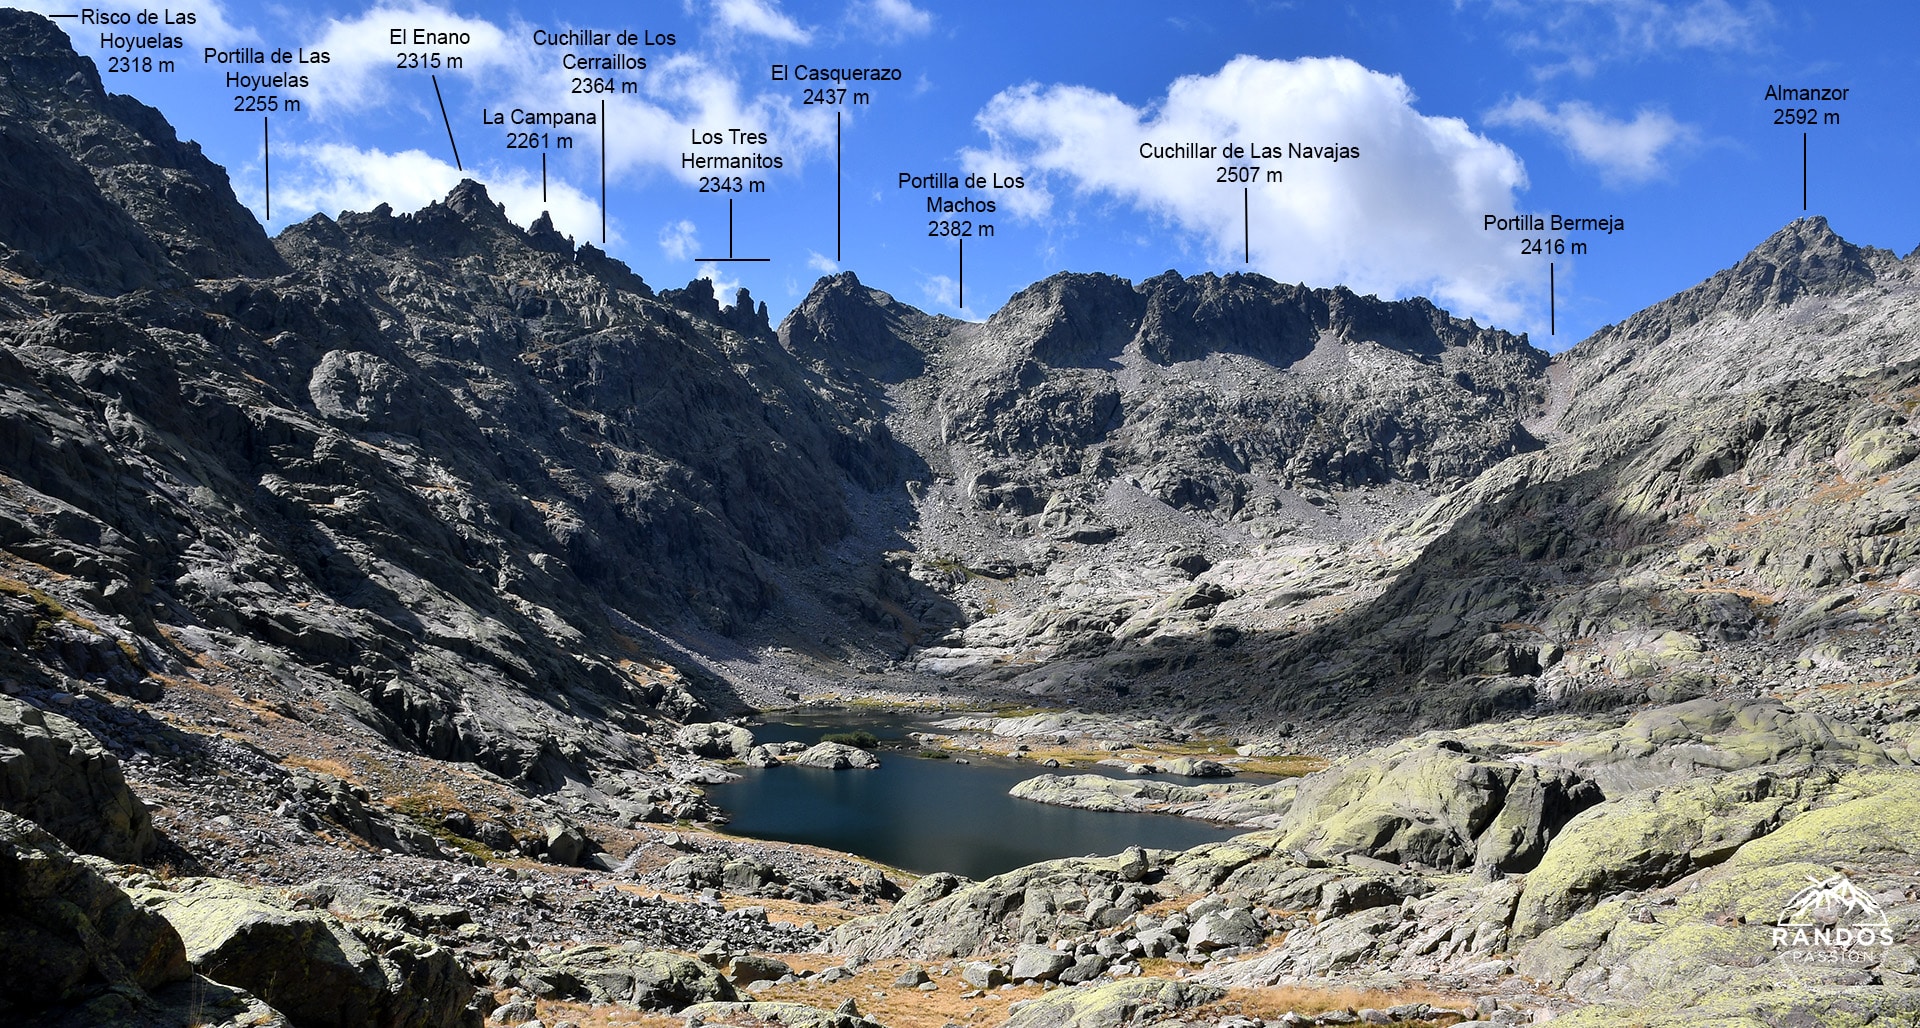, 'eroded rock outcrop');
129,876,481,1028
0,811,187,1015
0,694,152,861
536,944,737,1010
790,742,881,769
